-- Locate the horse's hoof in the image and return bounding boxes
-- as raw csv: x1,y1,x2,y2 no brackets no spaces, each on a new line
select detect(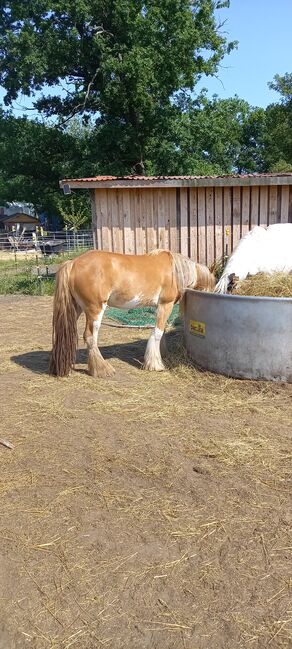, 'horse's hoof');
89,362,115,378
98,362,116,378
142,361,166,372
